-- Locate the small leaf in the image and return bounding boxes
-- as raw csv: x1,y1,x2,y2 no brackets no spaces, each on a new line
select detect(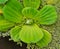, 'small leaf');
0,16,14,32
3,0,23,23
23,0,40,9
10,26,21,42
22,7,38,19
36,29,52,48
35,5,57,25
19,24,43,43
0,0,8,4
